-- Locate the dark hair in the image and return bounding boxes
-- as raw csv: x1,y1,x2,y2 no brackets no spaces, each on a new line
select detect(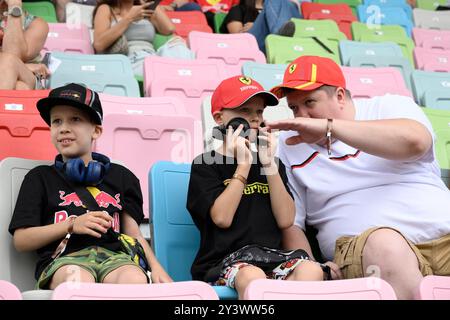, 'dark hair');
241,0,260,22
93,0,141,24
